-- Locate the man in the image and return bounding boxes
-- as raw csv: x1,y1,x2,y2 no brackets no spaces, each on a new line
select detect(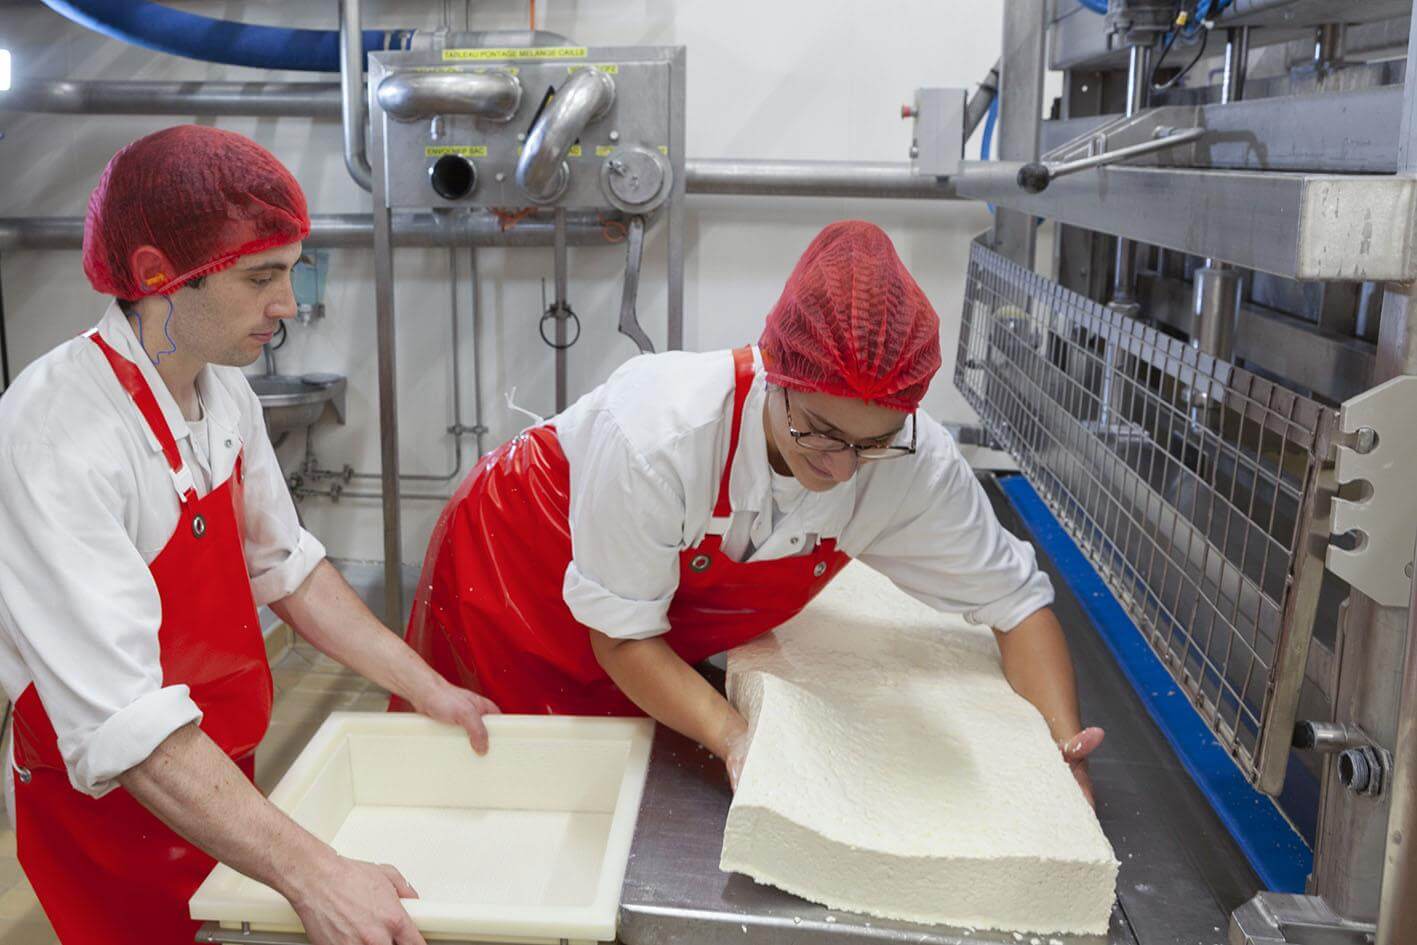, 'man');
0,125,498,945
401,220,1104,802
